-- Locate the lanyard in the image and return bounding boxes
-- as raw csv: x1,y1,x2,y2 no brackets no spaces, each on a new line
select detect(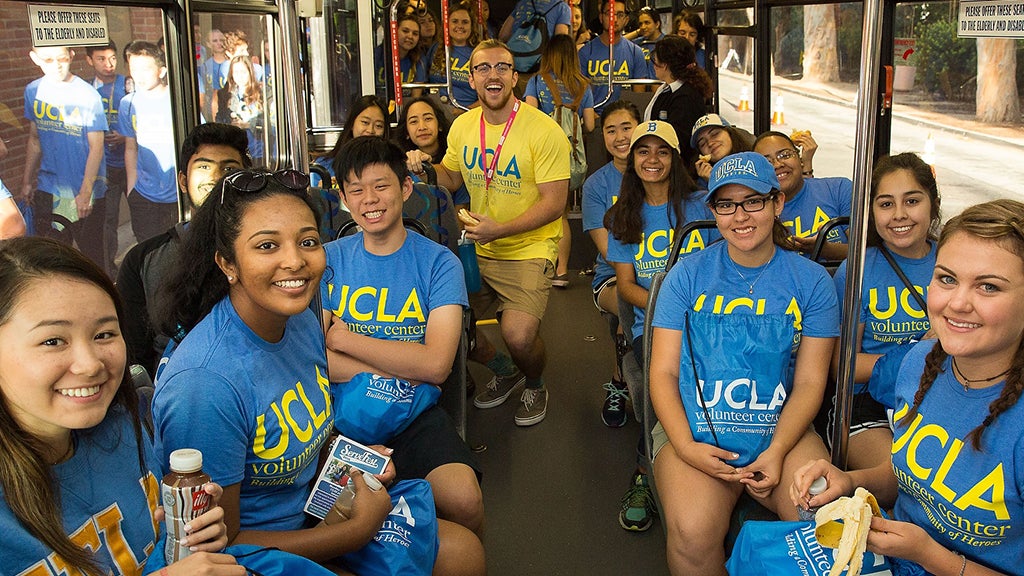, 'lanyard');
479,99,519,190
